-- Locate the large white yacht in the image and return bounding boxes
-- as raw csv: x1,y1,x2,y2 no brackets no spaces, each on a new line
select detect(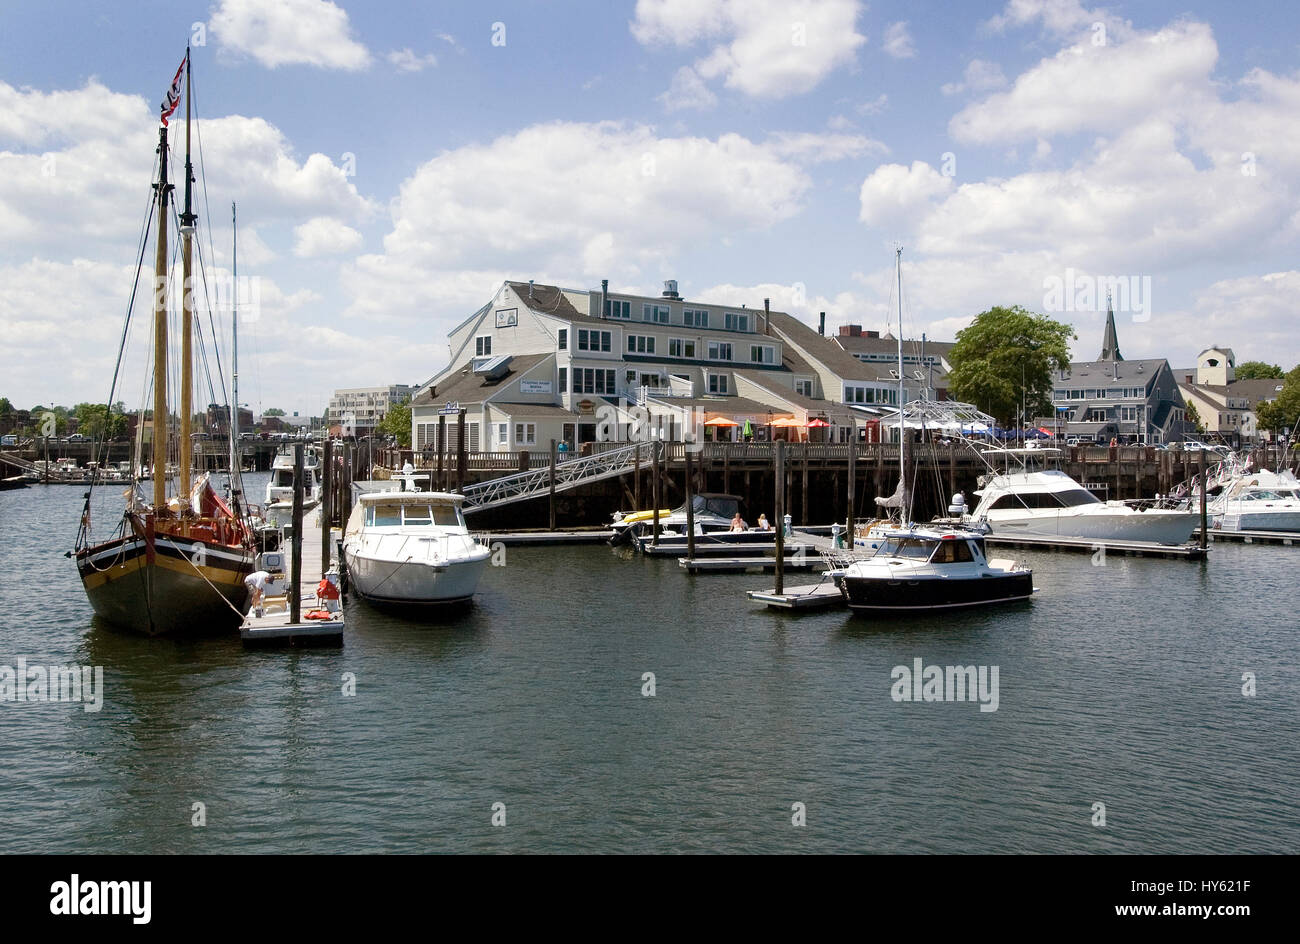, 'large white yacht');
342,468,491,606
963,448,1199,545
1208,467,1300,532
